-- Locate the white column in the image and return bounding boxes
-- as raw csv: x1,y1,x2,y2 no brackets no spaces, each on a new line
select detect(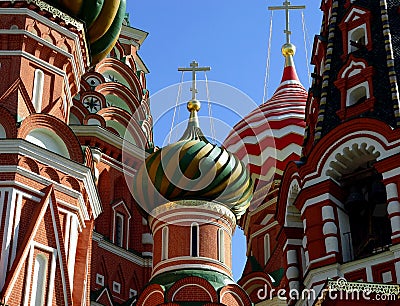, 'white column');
386,183,400,239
